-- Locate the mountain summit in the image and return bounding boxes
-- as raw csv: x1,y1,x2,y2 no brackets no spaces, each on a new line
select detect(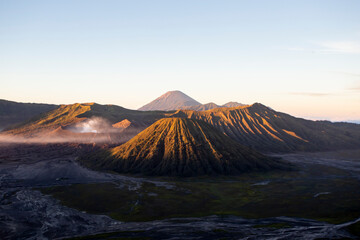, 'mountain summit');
138,90,201,111
80,118,289,176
